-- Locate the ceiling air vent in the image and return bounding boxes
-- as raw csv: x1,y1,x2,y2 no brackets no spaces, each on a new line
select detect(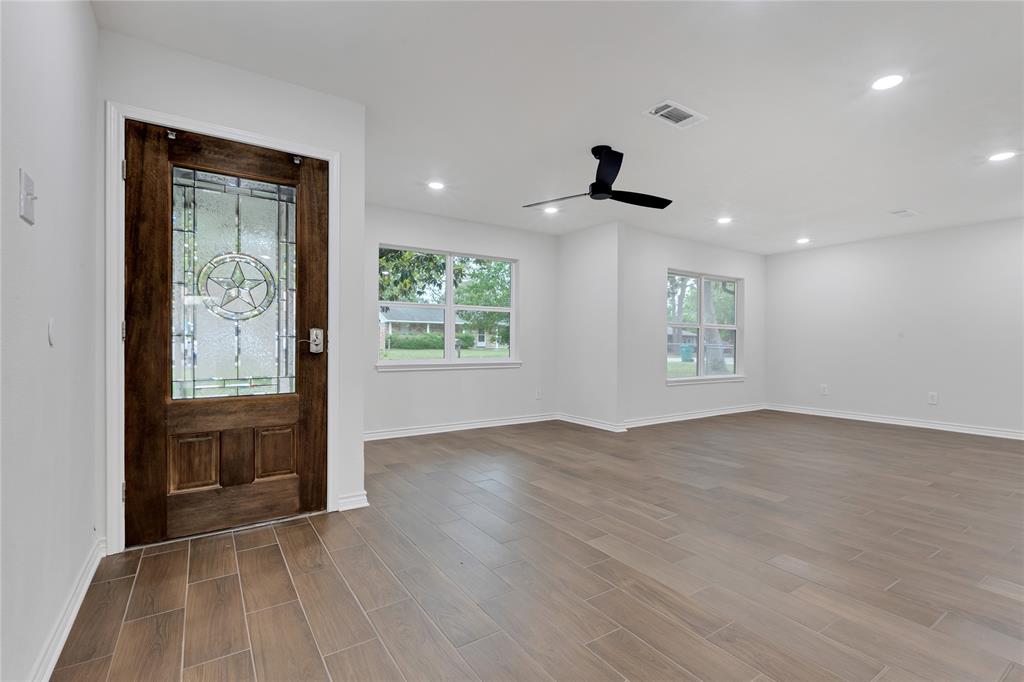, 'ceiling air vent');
647,100,707,130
